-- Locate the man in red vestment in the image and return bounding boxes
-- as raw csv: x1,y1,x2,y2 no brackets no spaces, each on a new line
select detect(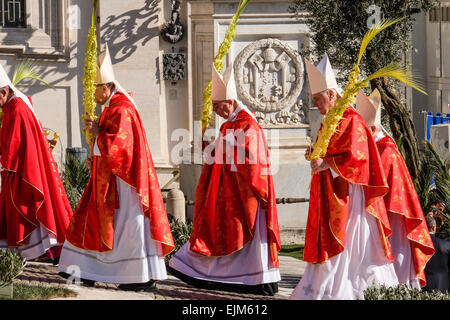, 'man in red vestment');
168,63,281,296
0,64,73,260
290,55,399,300
356,89,435,288
58,46,174,290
